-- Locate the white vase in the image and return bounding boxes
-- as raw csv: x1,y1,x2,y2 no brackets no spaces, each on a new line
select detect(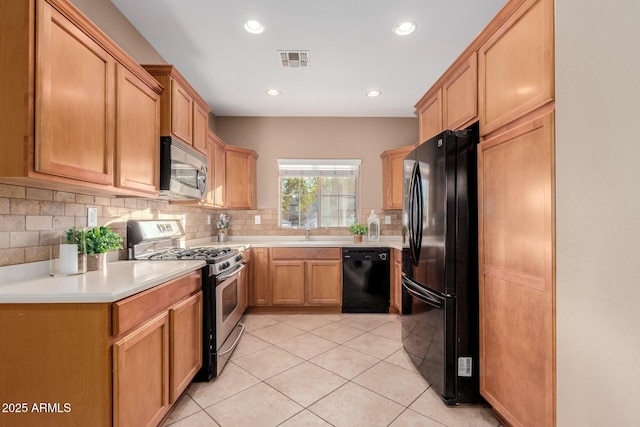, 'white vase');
218,229,228,243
